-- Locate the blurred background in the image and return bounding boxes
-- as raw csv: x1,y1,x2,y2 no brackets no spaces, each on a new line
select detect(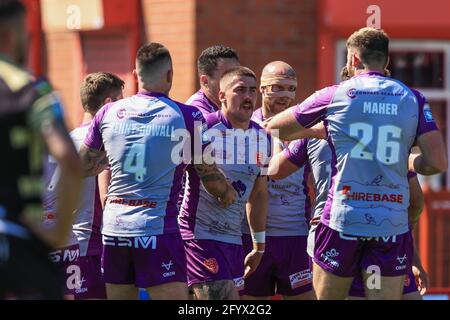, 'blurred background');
23,0,450,298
